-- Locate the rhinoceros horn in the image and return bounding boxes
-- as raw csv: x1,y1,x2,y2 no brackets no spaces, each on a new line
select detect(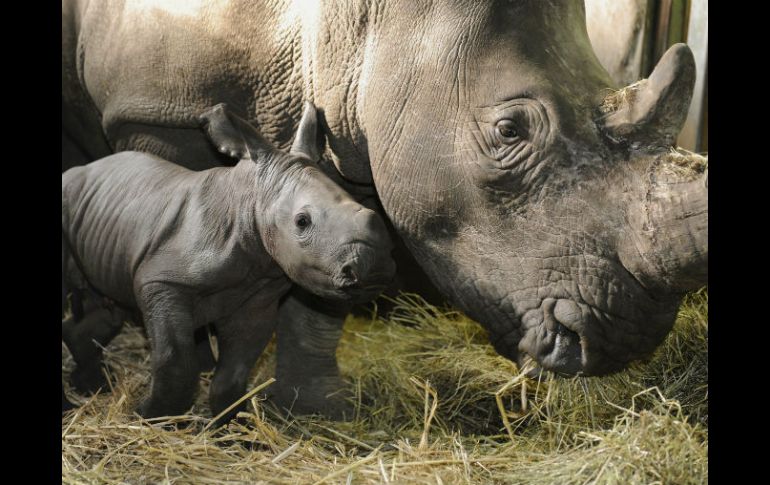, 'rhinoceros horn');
610,43,707,295
603,43,696,147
